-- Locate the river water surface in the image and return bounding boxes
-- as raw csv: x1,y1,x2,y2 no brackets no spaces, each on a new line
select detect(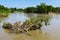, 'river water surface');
0,12,60,40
